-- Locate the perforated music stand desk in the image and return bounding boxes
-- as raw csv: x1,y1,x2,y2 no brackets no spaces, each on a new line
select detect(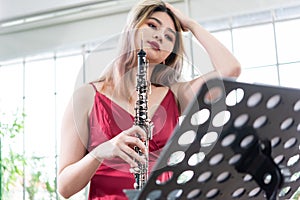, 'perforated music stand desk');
124,78,300,200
